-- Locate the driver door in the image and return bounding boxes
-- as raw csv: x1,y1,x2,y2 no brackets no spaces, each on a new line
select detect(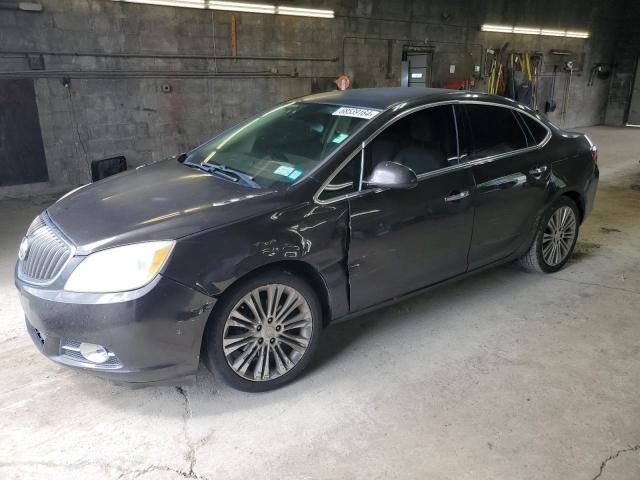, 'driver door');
347,105,475,312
